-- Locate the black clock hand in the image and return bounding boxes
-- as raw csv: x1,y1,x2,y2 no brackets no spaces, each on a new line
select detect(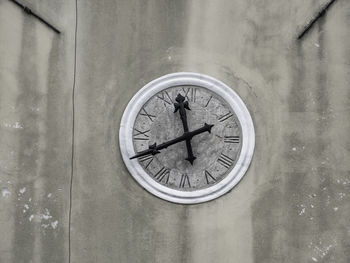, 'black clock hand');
174,93,196,164
130,123,214,160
